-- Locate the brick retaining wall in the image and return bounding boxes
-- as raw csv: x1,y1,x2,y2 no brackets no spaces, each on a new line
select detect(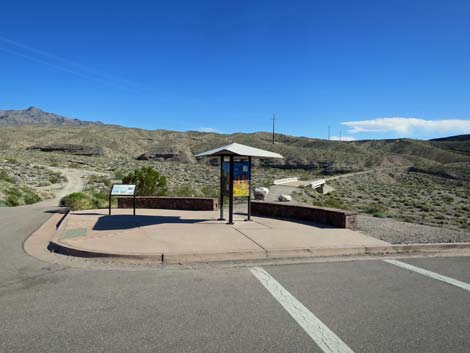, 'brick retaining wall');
251,201,357,229
118,197,219,211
